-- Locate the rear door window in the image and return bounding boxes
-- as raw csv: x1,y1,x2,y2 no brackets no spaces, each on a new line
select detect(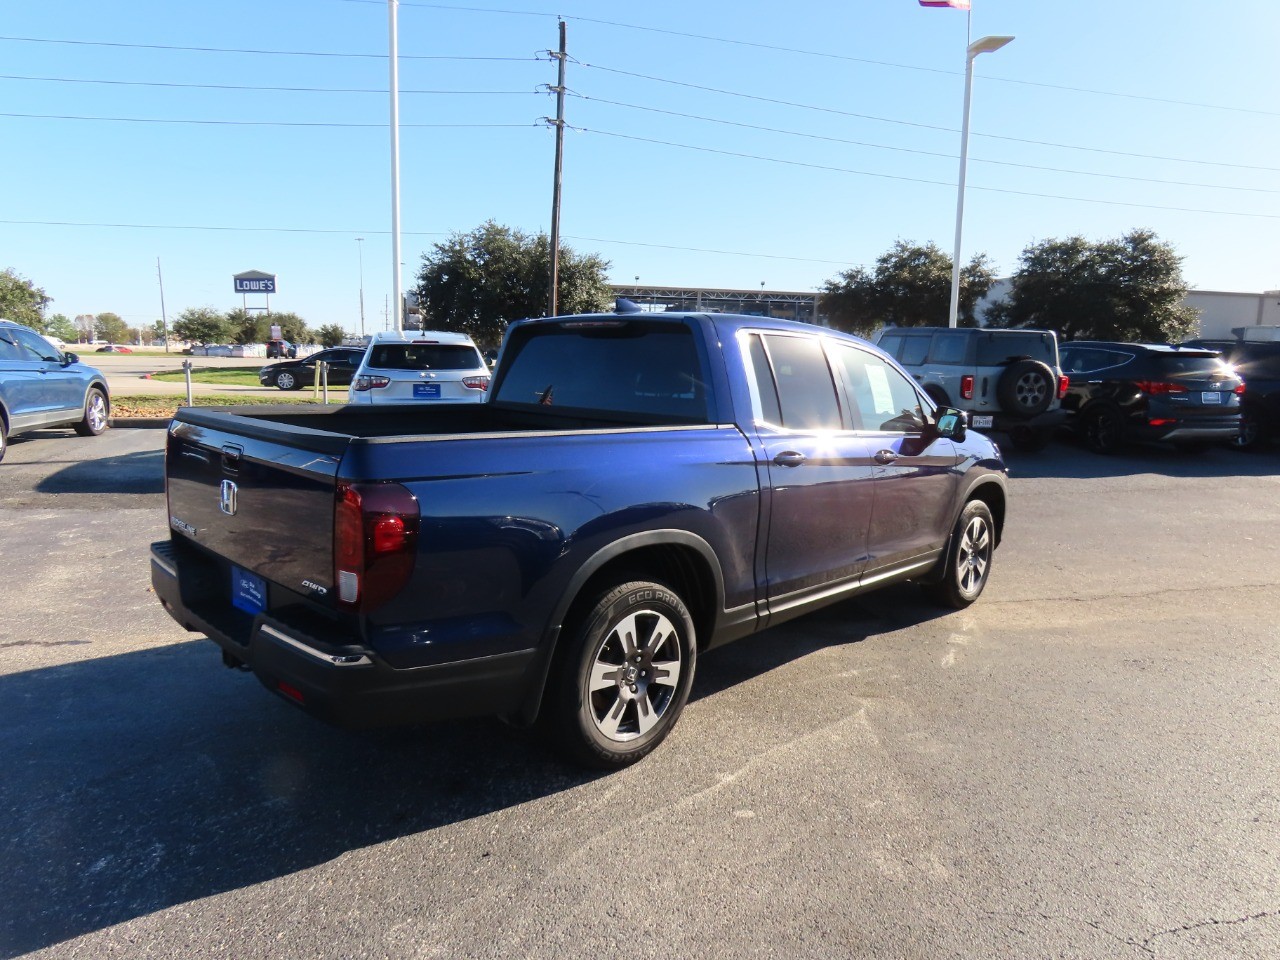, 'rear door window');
928,332,967,365
899,336,930,366
758,334,843,430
